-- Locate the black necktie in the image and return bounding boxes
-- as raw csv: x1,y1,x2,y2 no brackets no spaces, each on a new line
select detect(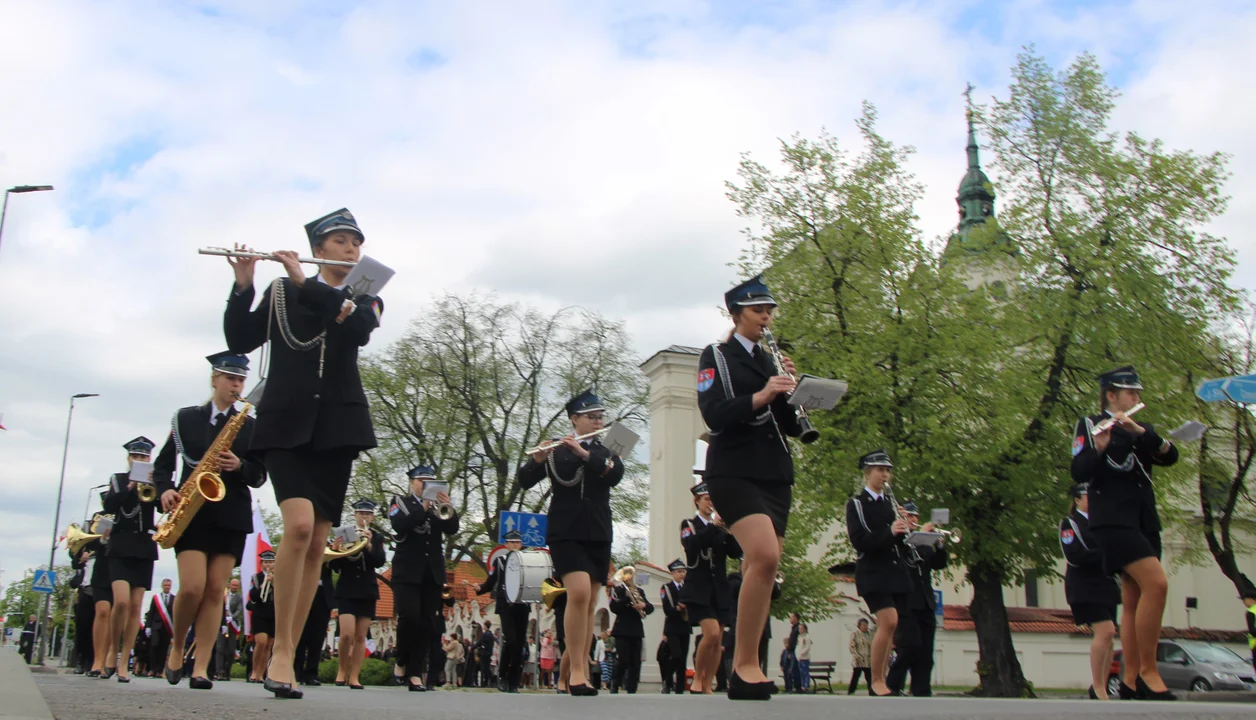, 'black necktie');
213,413,225,427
